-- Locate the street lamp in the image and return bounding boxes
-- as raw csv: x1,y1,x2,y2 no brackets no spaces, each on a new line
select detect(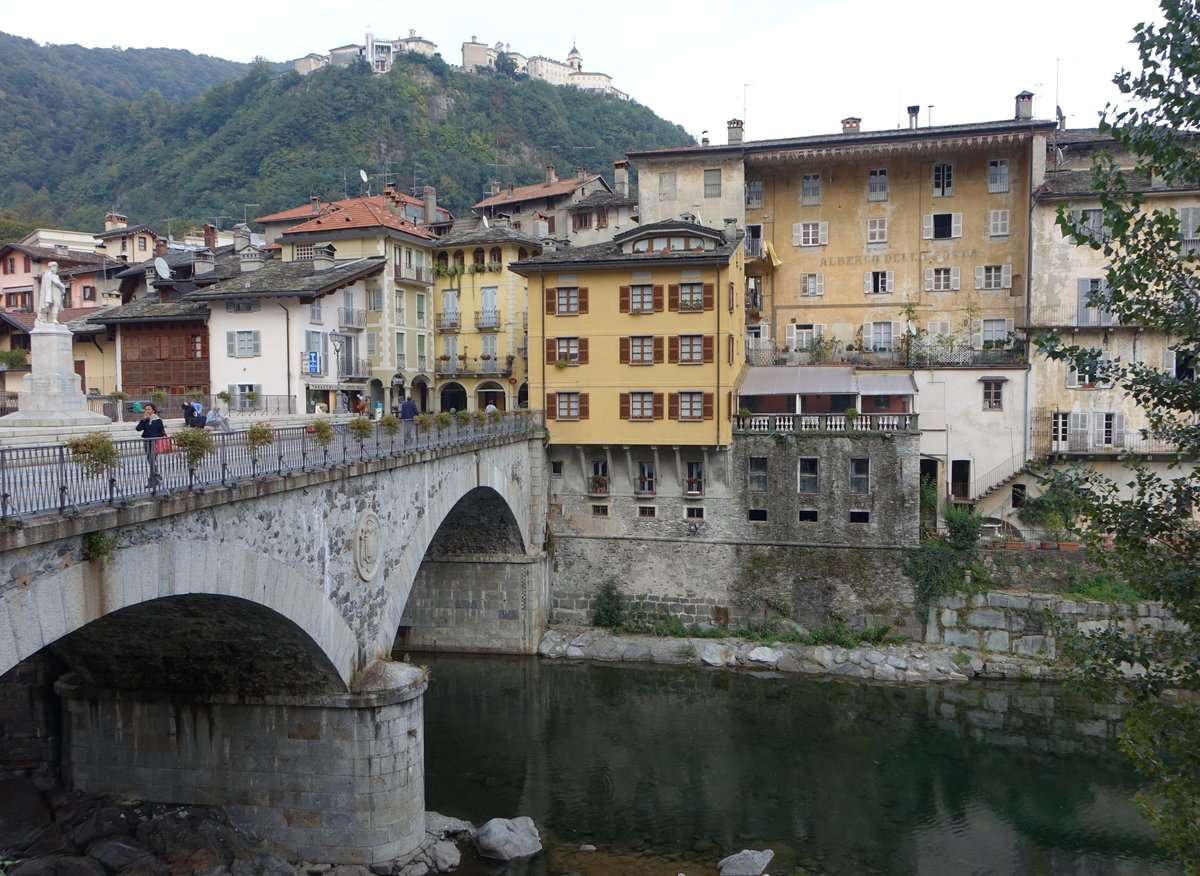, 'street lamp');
330,334,344,411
